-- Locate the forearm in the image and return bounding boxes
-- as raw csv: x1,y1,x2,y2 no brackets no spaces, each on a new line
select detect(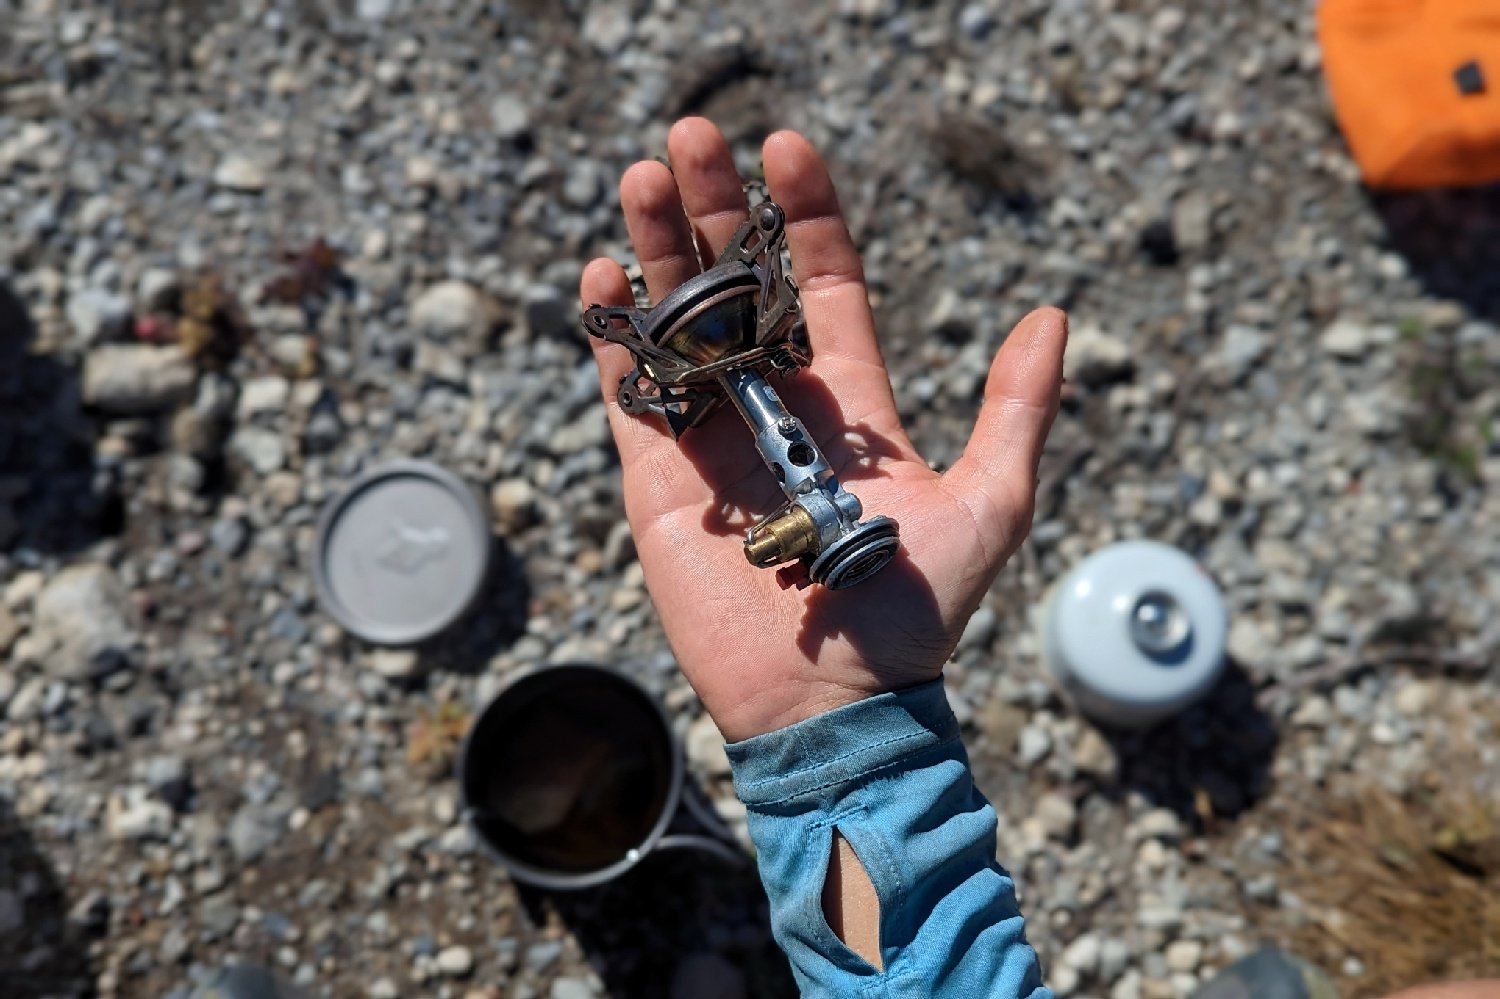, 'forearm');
727,679,1050,999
